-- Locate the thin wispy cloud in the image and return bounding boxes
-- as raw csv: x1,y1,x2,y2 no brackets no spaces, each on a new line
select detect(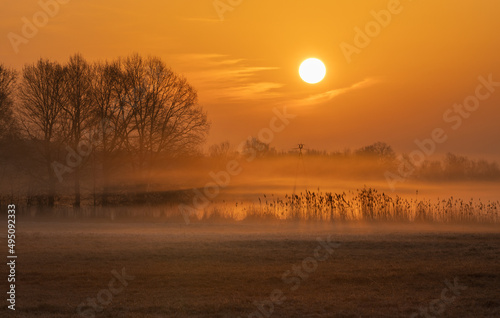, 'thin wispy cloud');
176,54,246,67
216,82,285,100
291,78,381,107
170,54,283,102
194,66,279,82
